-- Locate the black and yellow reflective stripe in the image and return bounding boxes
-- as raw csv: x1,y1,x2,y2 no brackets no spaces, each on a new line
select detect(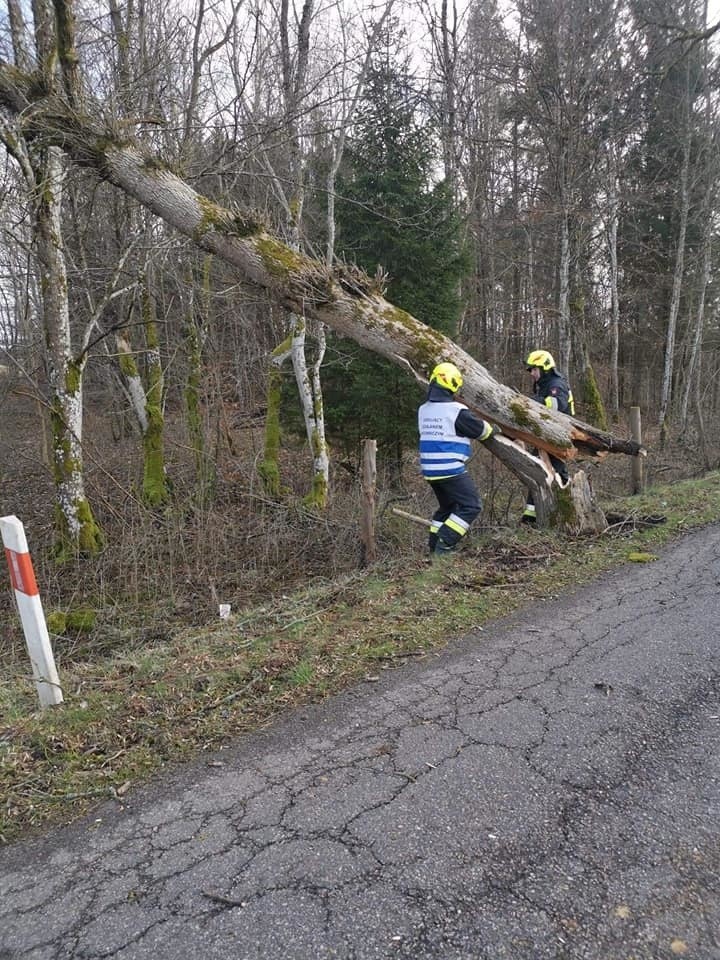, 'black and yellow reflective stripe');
445,514,470,537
